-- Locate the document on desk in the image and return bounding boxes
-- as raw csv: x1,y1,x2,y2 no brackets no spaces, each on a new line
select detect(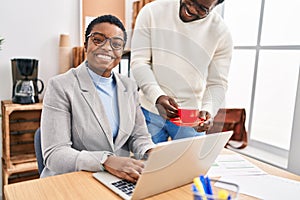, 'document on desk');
207,154,267,177
218,174,300,199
